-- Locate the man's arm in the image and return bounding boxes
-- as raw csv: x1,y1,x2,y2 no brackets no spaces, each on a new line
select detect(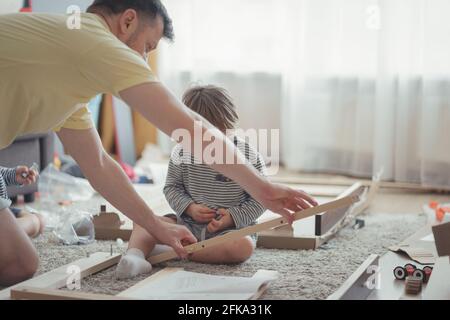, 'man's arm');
57,127,196,257
120,82,318,222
